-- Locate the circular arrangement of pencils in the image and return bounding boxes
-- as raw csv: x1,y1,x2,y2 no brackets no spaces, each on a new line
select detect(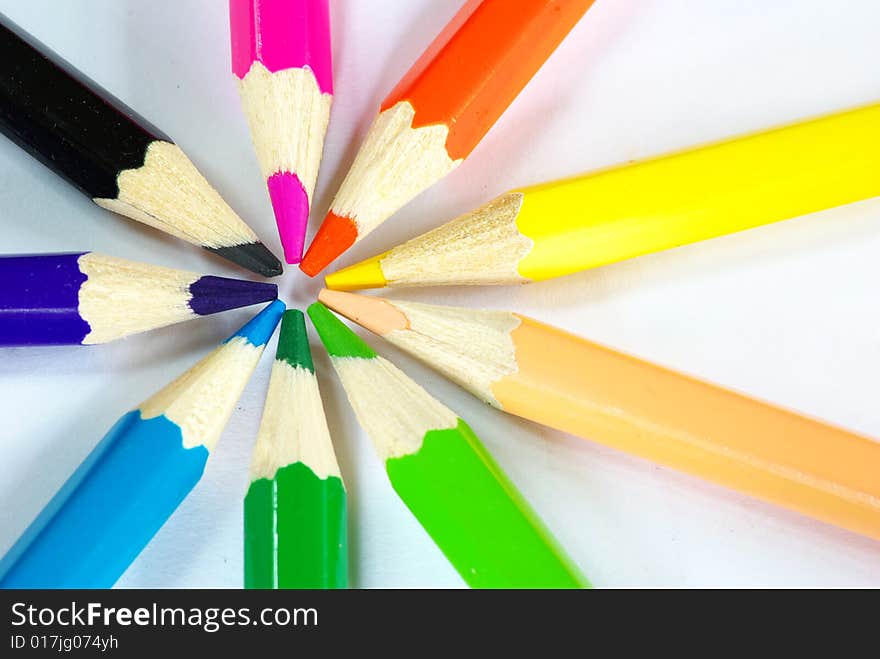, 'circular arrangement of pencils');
1,1,878,589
